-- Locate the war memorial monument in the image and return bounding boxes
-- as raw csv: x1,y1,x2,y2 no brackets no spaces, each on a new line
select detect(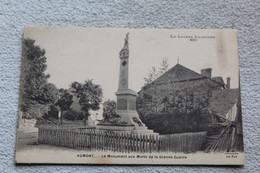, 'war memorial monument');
97,33,157,135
